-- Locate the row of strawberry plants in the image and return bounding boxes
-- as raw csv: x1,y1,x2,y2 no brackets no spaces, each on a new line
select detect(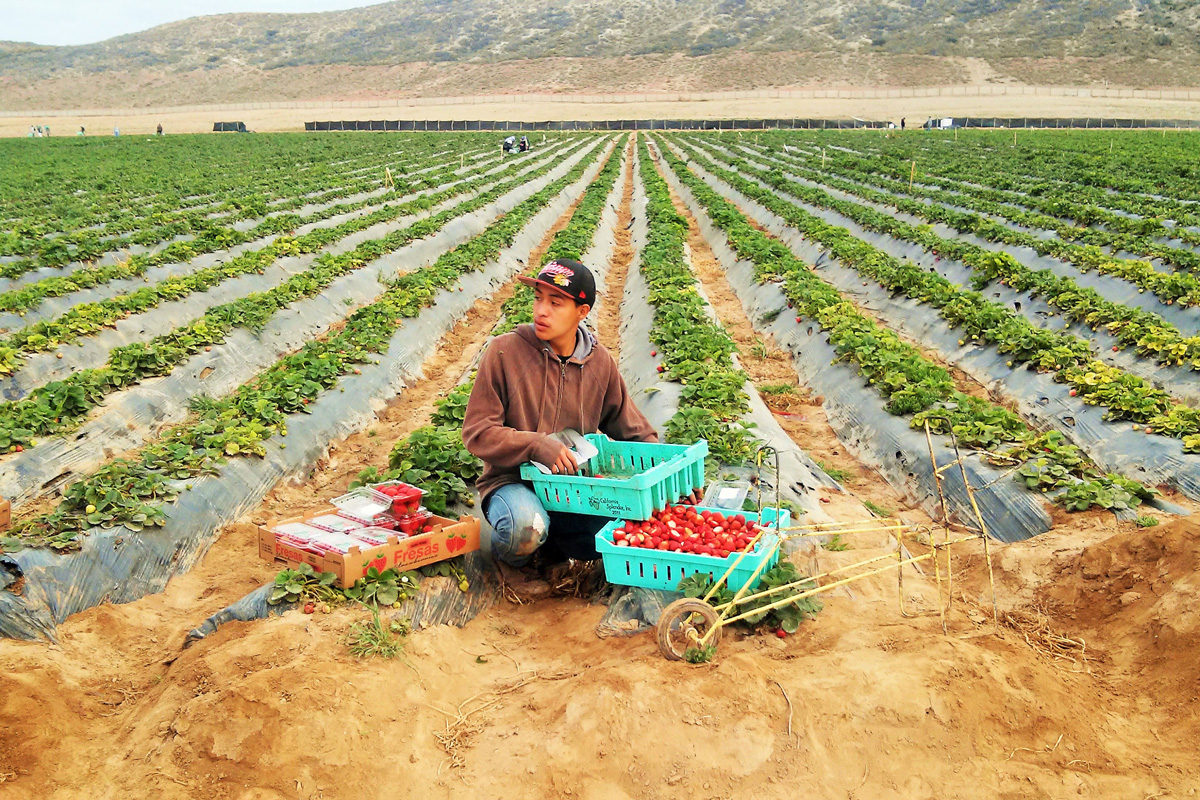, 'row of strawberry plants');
898,129,1200,207
0,140,595,455
744,137,1200,290
795,132,1200,242
0,143,500,305
671,137,1200,453
1,138,611,551
656,136,1158,513
788,136,1200,261
0,142,576,378
0,134,468,252
0,141,489,282
699,139,1200,372
636,139,758,466
359,137,631,510
711,137,1200,310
